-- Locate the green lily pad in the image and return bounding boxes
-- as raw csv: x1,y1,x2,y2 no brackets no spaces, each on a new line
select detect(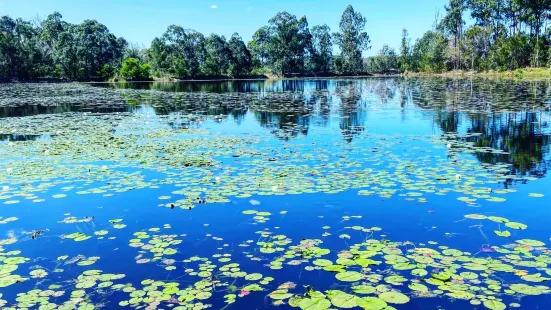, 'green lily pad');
465,214,487,220
378,292,410,304
335,271,364,282
356,297,387,310
483,300,506,310
298,297,331,310
352,285,376,294
494,230,511,237
509,284,543,295
505,222,527,230
244,273,263,281
516,239,545,247
313,259,333,267
328,291,359,308
269,290,293,300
